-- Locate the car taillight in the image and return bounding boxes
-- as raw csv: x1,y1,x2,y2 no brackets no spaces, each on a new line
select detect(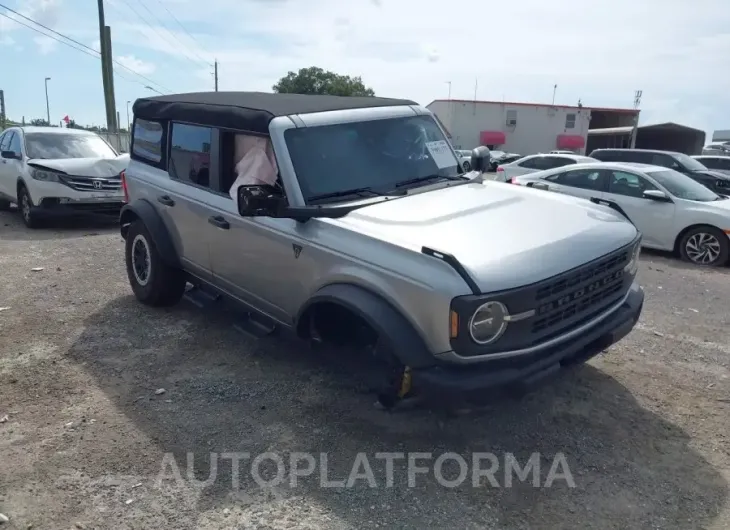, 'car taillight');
510,177,518,184
121,170,129,203
496,166,504,173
